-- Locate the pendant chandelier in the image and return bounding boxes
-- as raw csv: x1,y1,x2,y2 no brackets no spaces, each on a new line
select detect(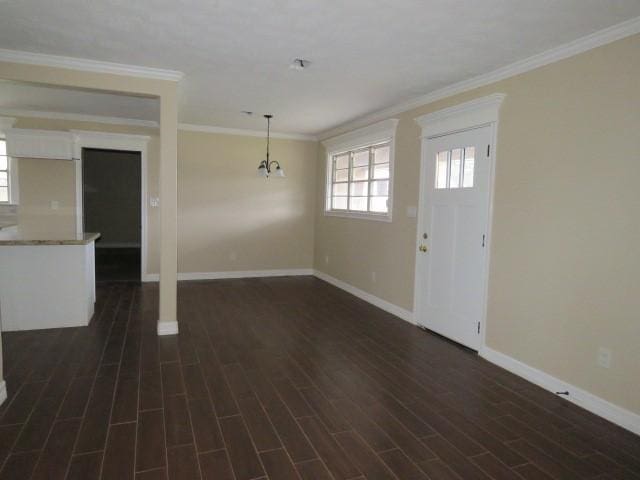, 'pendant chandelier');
257,114,285,178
